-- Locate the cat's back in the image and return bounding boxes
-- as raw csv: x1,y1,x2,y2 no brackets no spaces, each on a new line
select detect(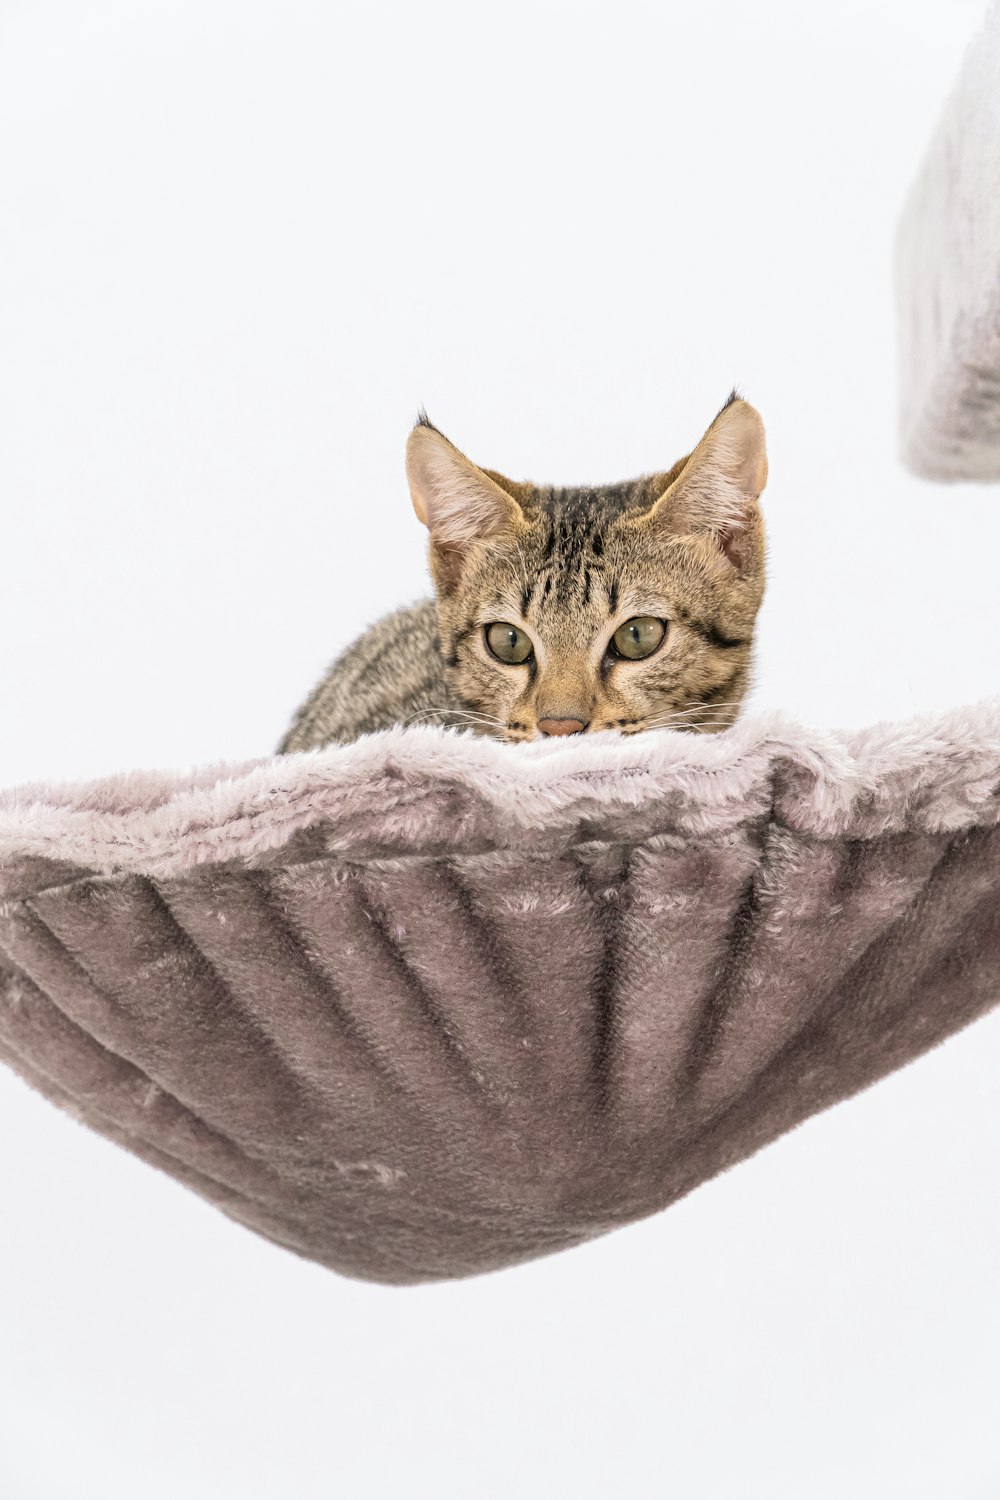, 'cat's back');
278,598,452,751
